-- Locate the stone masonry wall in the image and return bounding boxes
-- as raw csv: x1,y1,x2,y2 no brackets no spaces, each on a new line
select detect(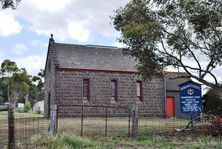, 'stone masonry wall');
44,44,57,117
55,70,165,117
